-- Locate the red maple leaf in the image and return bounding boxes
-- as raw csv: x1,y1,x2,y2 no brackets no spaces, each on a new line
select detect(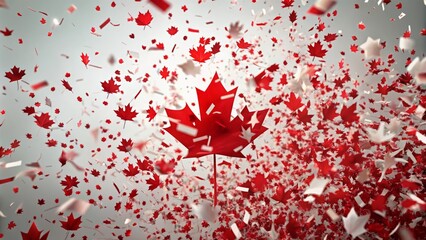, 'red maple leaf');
253,64,279,91
284,92,304,111
189,45,212,63
308,40,328,58
322,102,339,121
146,106,157,122
4,66,25,82
34,113,54,129
210,42,221,54
272,185,292,204
236,38,251,49
21,222,50,240
117,138,133,153
123,163,139,177
0,27,13,36
101,78,120,95
296,106,313,124
80,53,90,68
135,10,153,26
159,66,170,79
60,213,82,231
164,73,268,158
61,80,73,92
167,26,178,35
146,172,161,190
60,175,80,190
281,0,294,8
289,10,297,23
155,159,176,174
340,103,359,124
115,104,138,122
